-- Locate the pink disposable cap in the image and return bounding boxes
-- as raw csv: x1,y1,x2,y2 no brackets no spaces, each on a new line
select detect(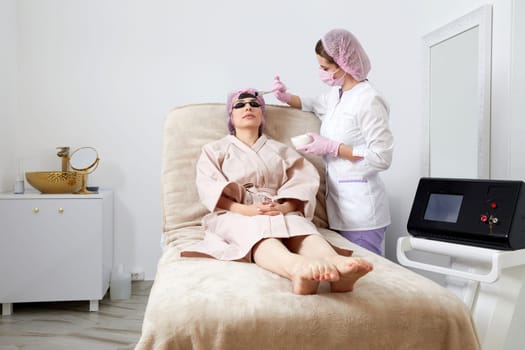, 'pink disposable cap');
321,28,371,81
226,88,266,116
226,88,266,135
